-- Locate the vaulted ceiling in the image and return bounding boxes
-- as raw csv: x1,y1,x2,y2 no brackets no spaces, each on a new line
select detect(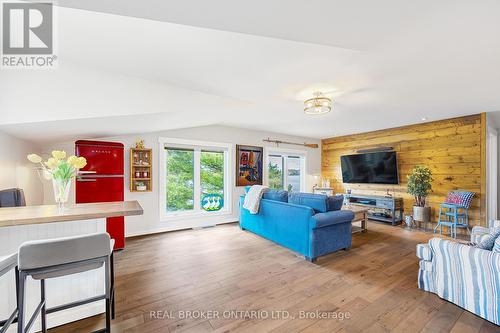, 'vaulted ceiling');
2,0,500,143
